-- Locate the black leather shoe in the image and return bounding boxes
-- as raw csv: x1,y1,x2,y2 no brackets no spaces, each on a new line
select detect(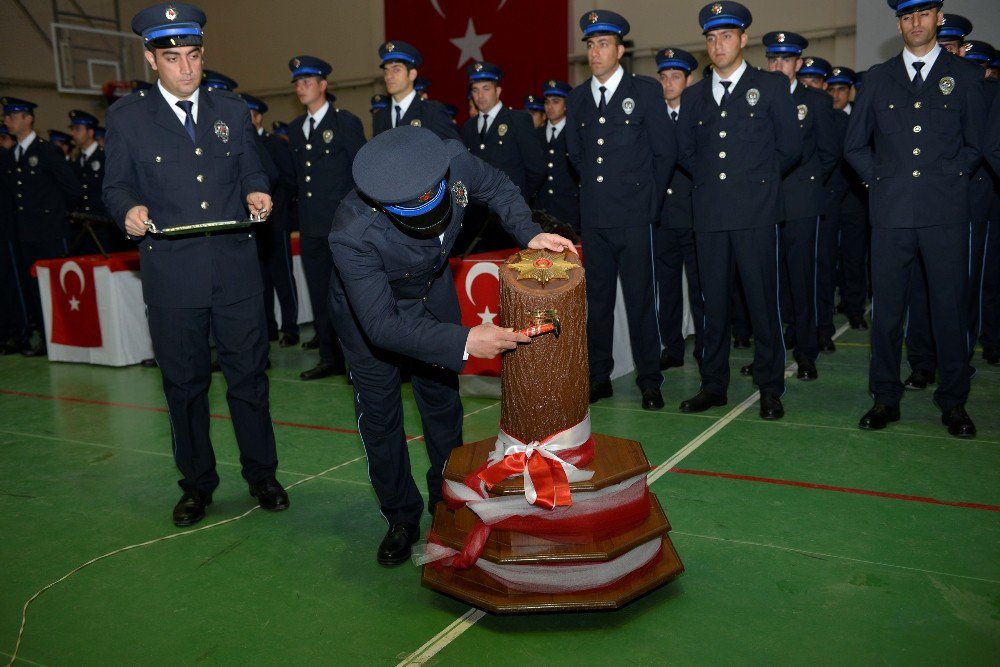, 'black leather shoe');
680,390,727,413
173,489,212,527
589,380,613,403
140,358,158,368
941,405,976,438
759,392,784,420
659,351,683,370
739,363,753,377
858,404,900,430
249,477,290,511
733,337,751,349
796,360,818,381
984,346,1000,366
641,388,664,410
301,335,319,350
849,314,868,330
301,362,336,381
377,523,420,566
904,369,935,390
279,333,300,348
817,335,836,353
